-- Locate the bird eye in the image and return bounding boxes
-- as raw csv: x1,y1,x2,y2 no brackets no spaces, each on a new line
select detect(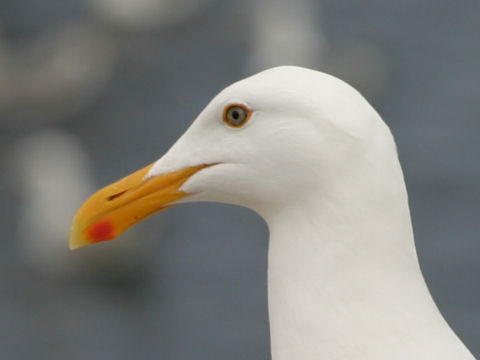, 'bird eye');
223,104,251,128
